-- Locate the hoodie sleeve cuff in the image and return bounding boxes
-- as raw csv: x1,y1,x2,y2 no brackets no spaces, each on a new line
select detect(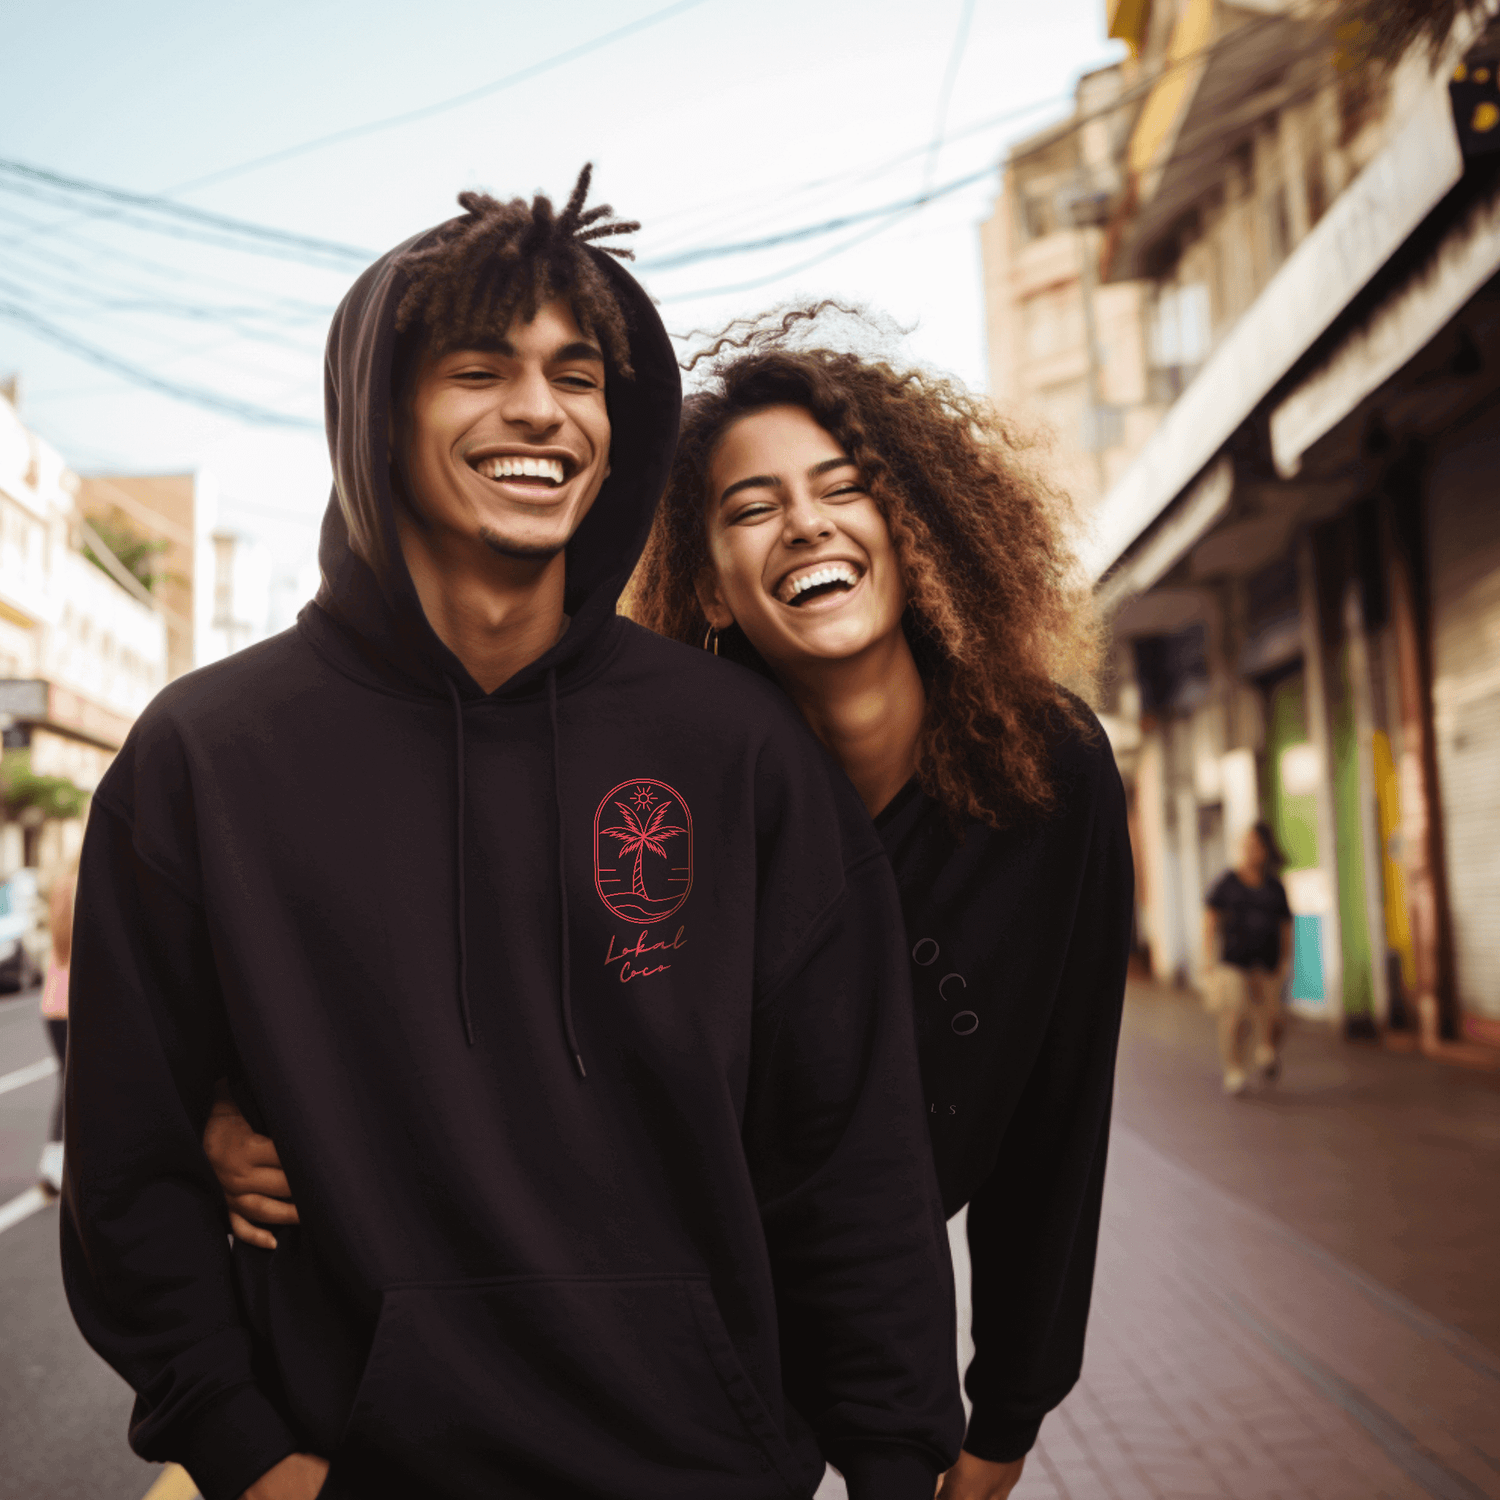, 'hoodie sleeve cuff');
960,1406,1044,1465
170,1383,299,1500
834,1443,944,1500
